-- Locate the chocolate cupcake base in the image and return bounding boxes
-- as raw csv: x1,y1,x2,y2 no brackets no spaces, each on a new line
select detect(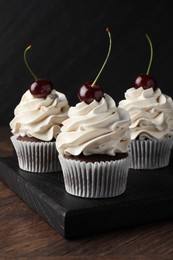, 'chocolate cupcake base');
11,135,61,173
59,154,130,198
130,137,173,169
